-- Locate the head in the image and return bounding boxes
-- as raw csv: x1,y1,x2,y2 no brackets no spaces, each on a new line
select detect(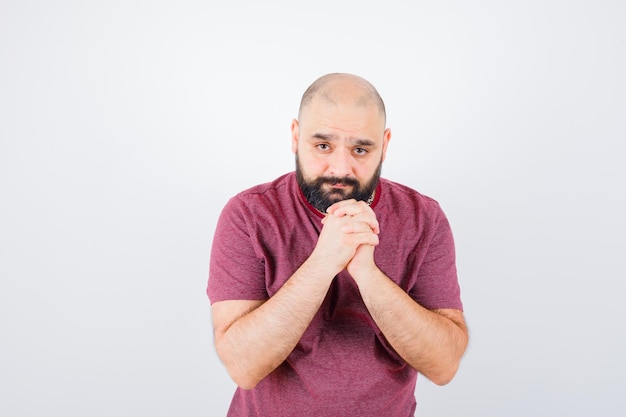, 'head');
291,73,391,212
